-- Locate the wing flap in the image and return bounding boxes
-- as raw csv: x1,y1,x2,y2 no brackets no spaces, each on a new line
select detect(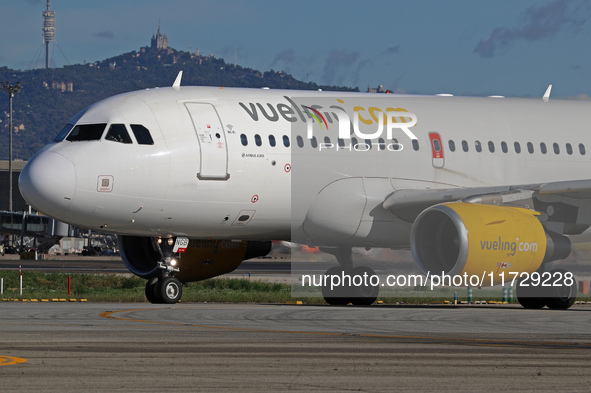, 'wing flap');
383,185,527,222
383,179,591,228
539,180,591,198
